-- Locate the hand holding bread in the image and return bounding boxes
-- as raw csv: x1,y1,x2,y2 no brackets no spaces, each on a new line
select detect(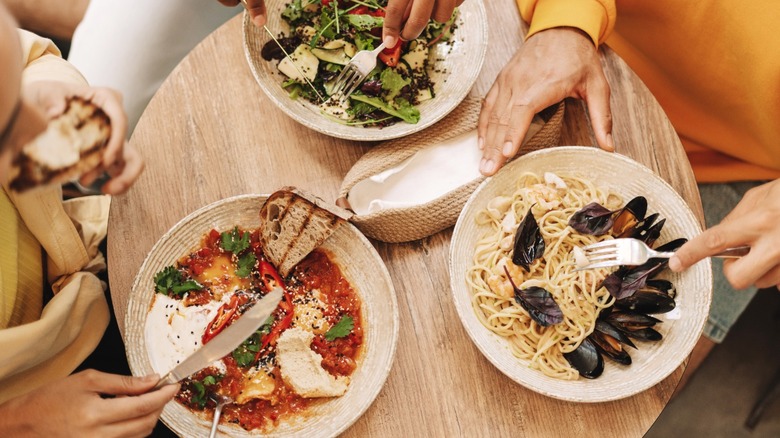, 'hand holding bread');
10,81,143,194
